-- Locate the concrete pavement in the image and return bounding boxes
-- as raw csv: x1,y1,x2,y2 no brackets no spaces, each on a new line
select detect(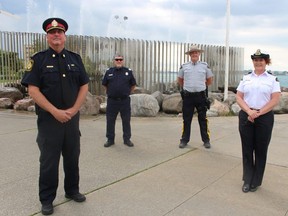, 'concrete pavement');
0,110,288,216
